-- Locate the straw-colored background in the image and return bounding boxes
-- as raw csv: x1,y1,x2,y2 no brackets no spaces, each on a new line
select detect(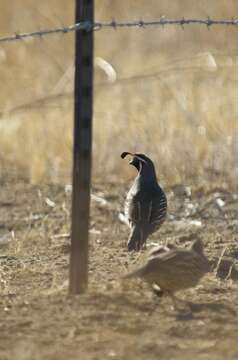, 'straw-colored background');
0,1,238,186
